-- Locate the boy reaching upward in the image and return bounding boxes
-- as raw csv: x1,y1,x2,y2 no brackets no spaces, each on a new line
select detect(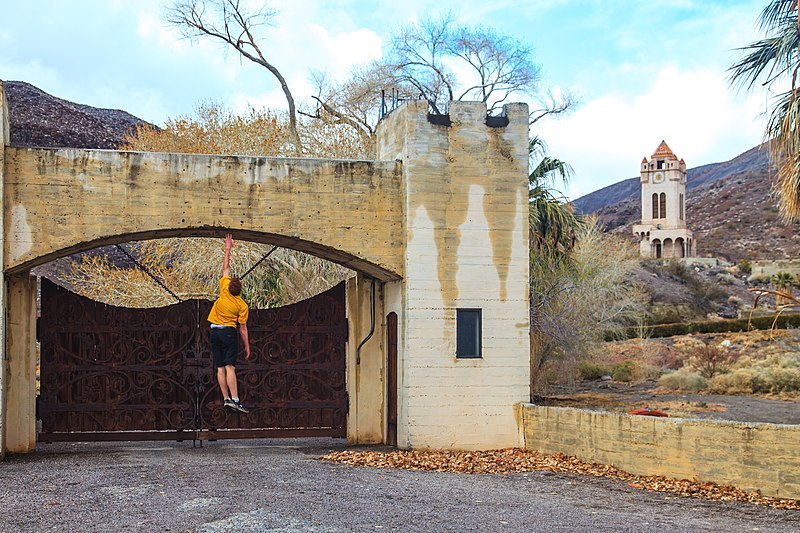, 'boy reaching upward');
207,233,251,413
